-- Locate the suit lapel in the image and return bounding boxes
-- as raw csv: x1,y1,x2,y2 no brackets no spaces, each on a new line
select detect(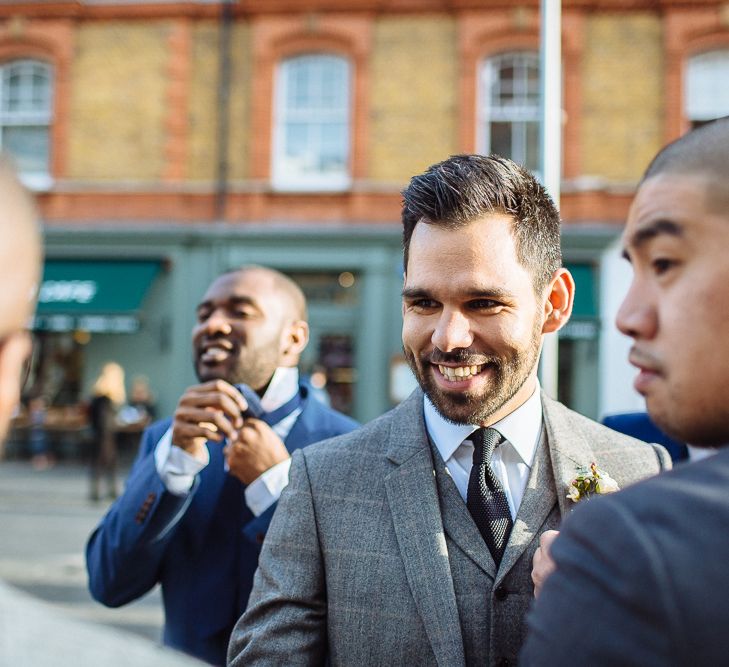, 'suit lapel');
494,393,598,583
541,392,598,518
495,428,555,584
384,392,466,667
